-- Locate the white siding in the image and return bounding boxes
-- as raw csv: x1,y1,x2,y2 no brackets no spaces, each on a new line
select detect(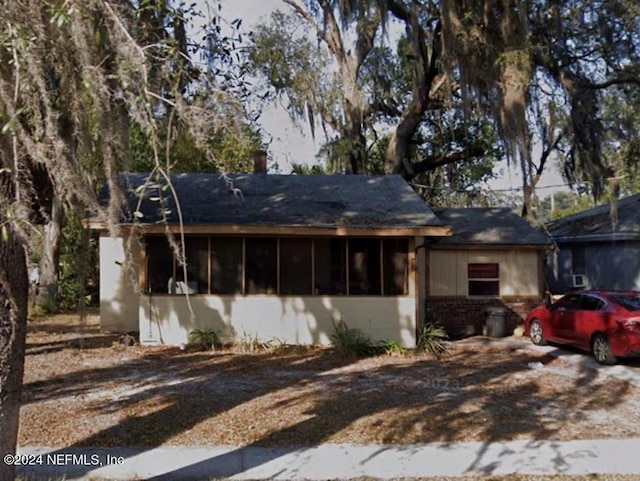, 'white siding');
429,249,541,297
99,234,140,332
139,295,417,348
429,251,458,296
